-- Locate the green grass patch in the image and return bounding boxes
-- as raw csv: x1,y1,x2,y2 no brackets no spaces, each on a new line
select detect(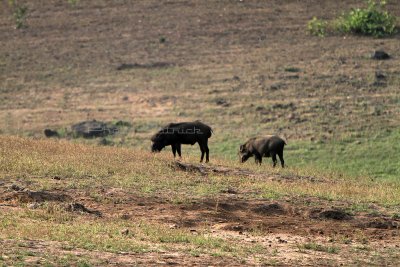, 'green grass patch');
285,128,400,181
308,0,397,37
211,127,400,181
298,242,340,254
